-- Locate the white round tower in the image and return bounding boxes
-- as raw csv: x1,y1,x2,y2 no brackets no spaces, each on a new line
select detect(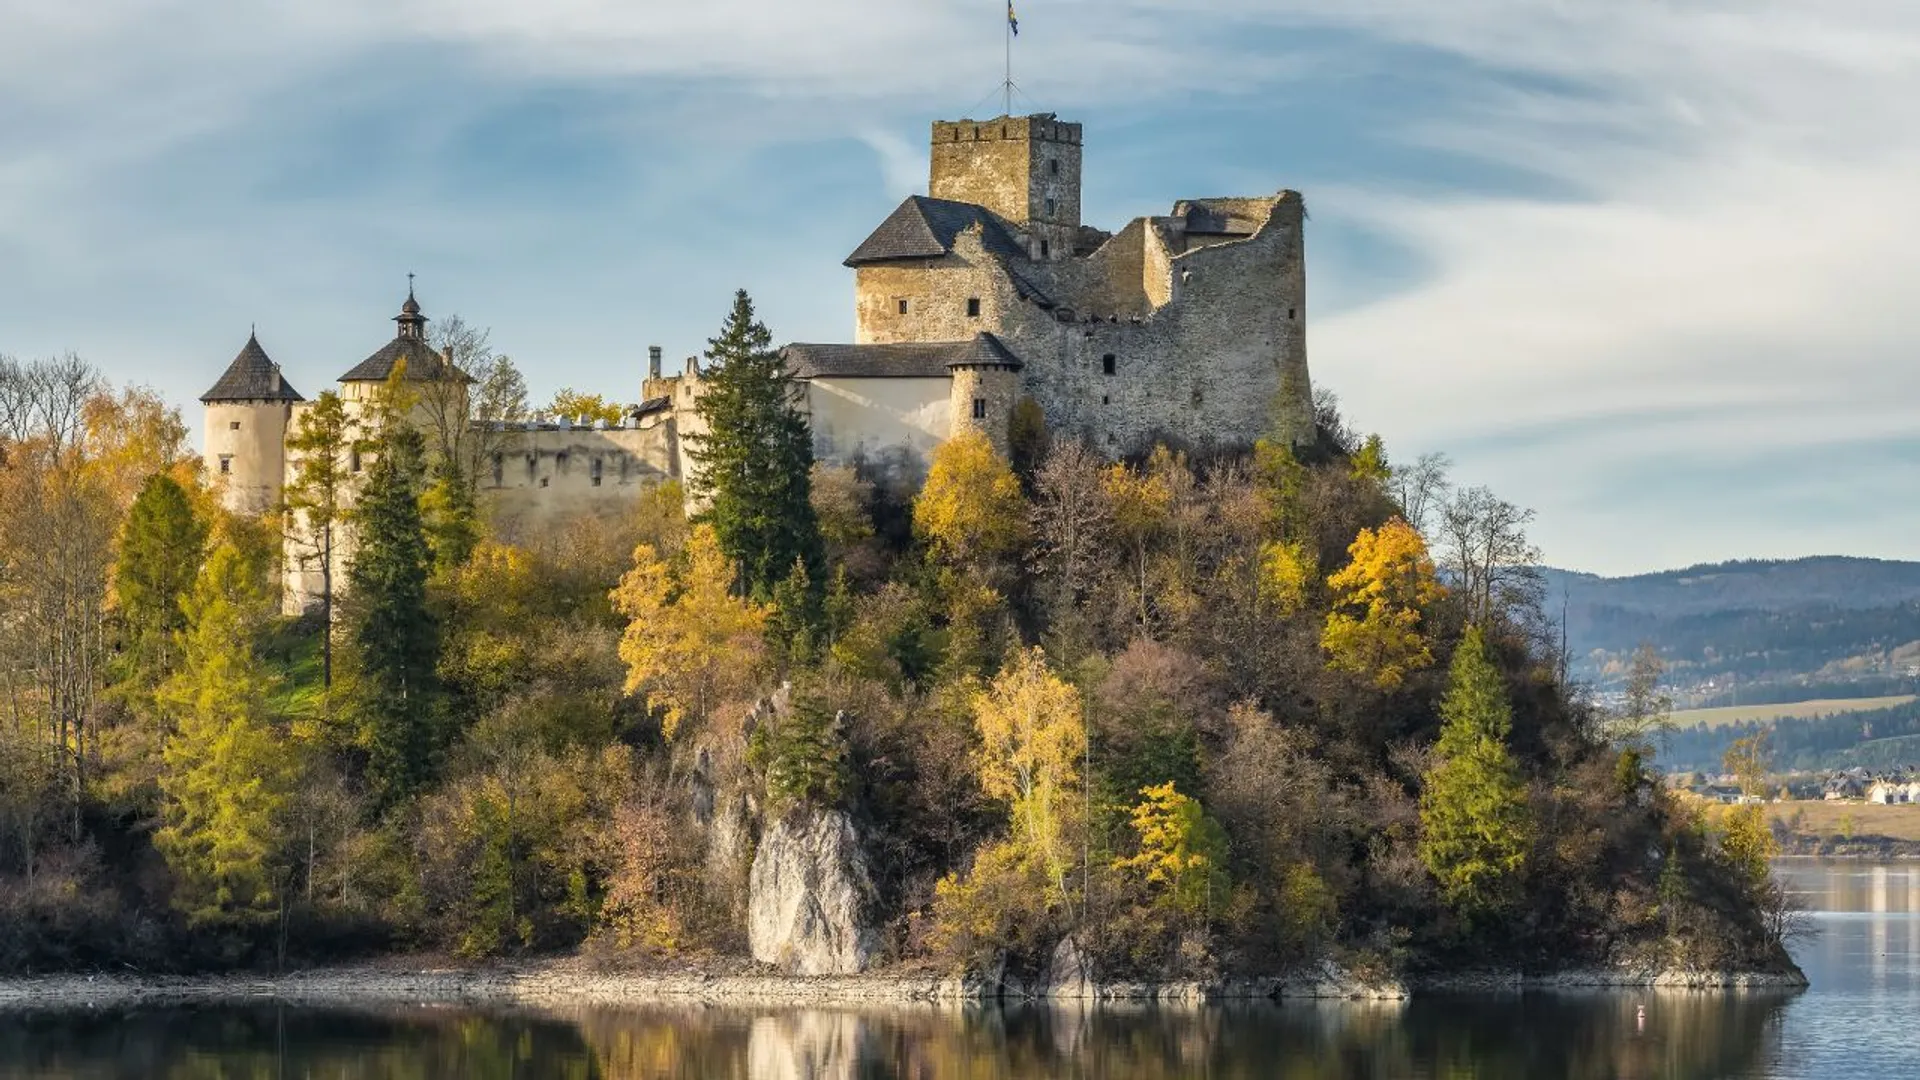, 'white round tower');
200,331,303,516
